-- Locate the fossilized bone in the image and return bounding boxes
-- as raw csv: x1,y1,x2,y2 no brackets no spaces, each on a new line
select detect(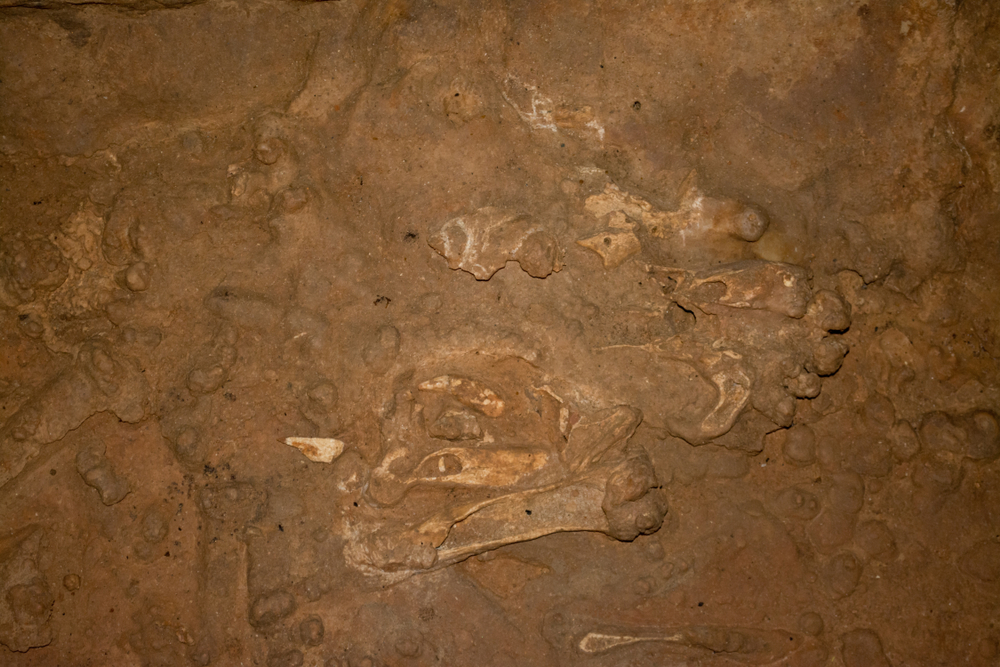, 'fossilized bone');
576,625,803,662
544,609,805,664
641,260,852,432
344,378,667,579
367,387,642,505
652,260,812,319
348,450,666,576
595,336,753,445
577,211,643,269
428,208,561,280
583,174,769,246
